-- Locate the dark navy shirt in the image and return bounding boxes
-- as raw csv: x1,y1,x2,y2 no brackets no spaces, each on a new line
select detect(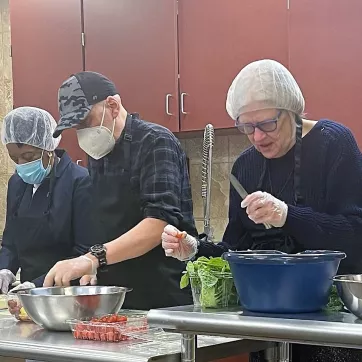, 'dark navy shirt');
198,120,362,274
0,150,94,286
